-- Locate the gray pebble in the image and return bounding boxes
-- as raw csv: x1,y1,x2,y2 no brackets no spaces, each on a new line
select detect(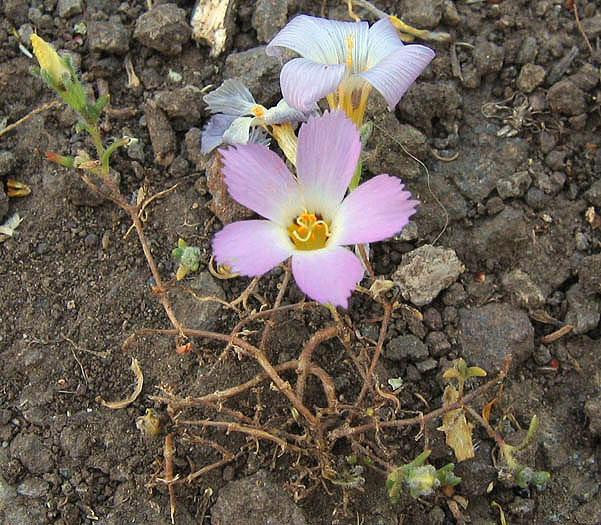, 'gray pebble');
134,4,190,56
88,20,130,55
